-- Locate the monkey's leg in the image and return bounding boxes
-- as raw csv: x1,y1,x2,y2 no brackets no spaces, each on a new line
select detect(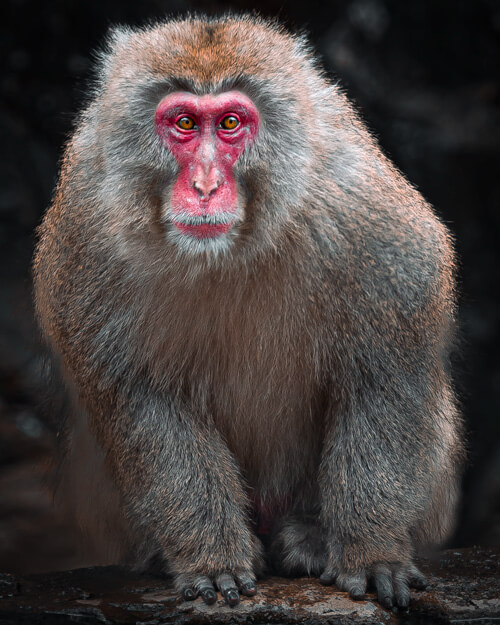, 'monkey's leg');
269,514,327,576
94,387,263,606
316,378,454,609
